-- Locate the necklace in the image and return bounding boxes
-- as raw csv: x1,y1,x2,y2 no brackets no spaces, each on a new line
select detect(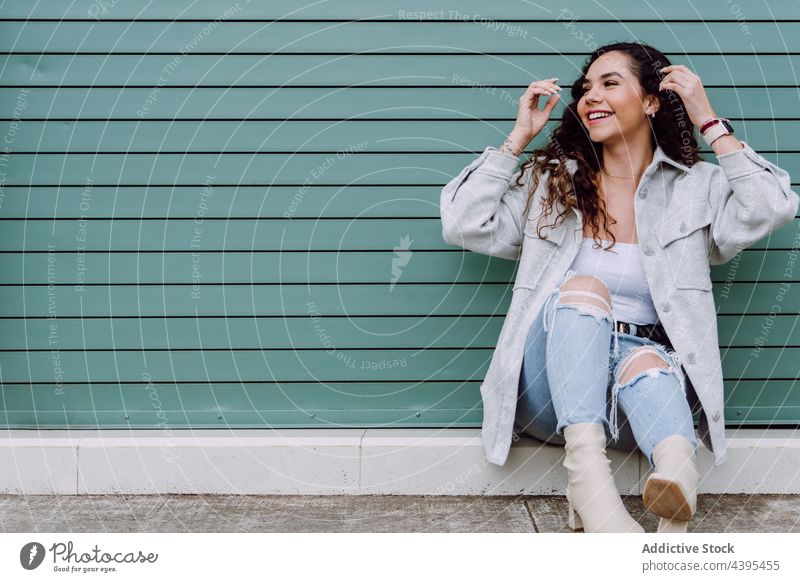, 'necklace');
601,167,644,179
